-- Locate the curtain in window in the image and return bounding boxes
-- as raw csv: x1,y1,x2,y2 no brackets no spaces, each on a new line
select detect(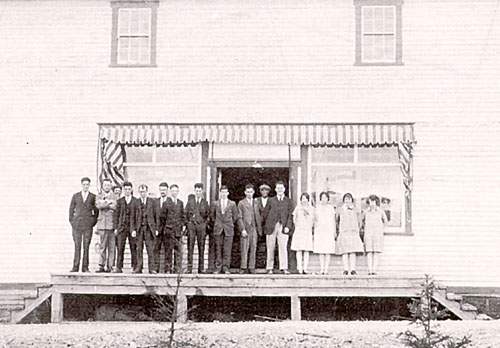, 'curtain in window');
398,142,413,228
99,139,126,187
